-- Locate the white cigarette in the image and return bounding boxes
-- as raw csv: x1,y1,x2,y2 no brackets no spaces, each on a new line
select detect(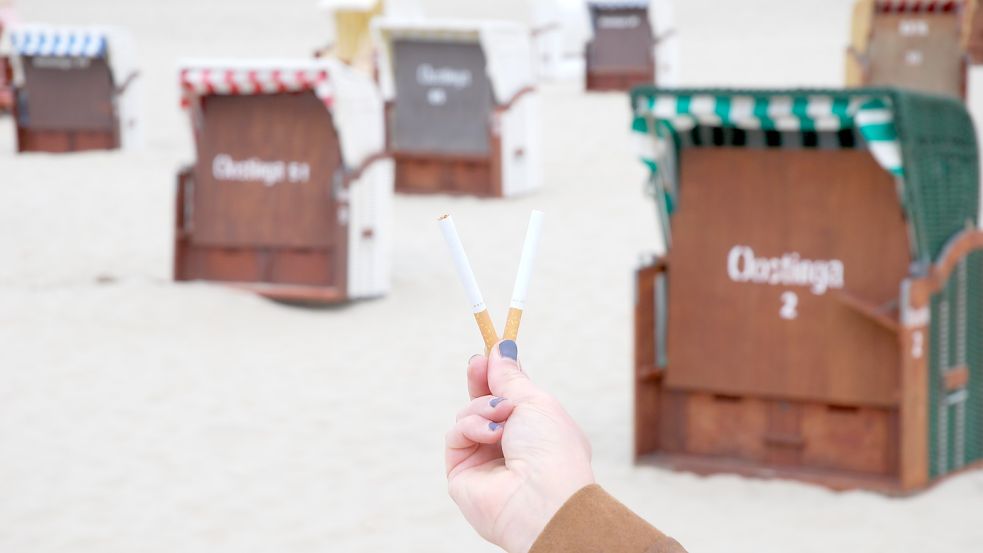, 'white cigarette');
509,210,544,310
438,214,486,313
